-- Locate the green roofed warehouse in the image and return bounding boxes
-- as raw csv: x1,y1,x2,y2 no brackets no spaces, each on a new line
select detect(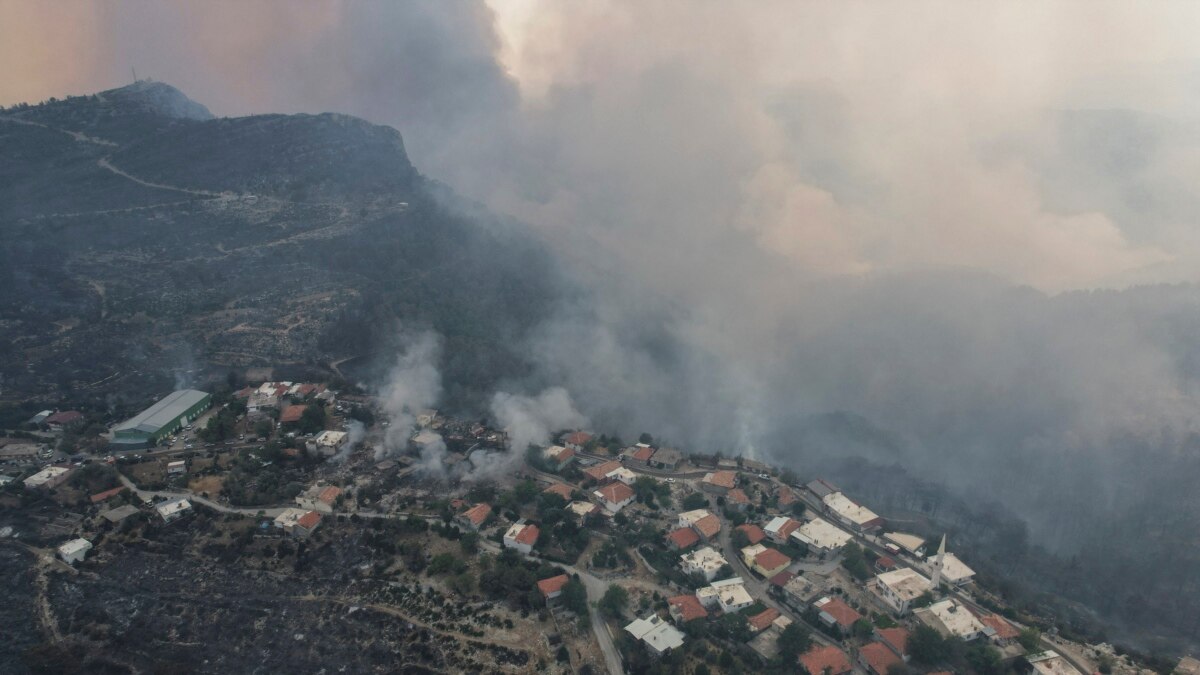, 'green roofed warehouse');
112,389,212,448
